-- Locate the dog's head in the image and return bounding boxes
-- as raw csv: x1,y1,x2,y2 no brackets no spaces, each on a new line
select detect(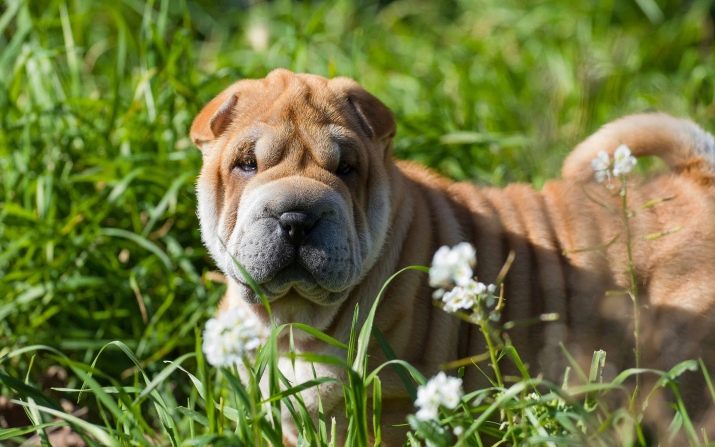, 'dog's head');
191,69,396,326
